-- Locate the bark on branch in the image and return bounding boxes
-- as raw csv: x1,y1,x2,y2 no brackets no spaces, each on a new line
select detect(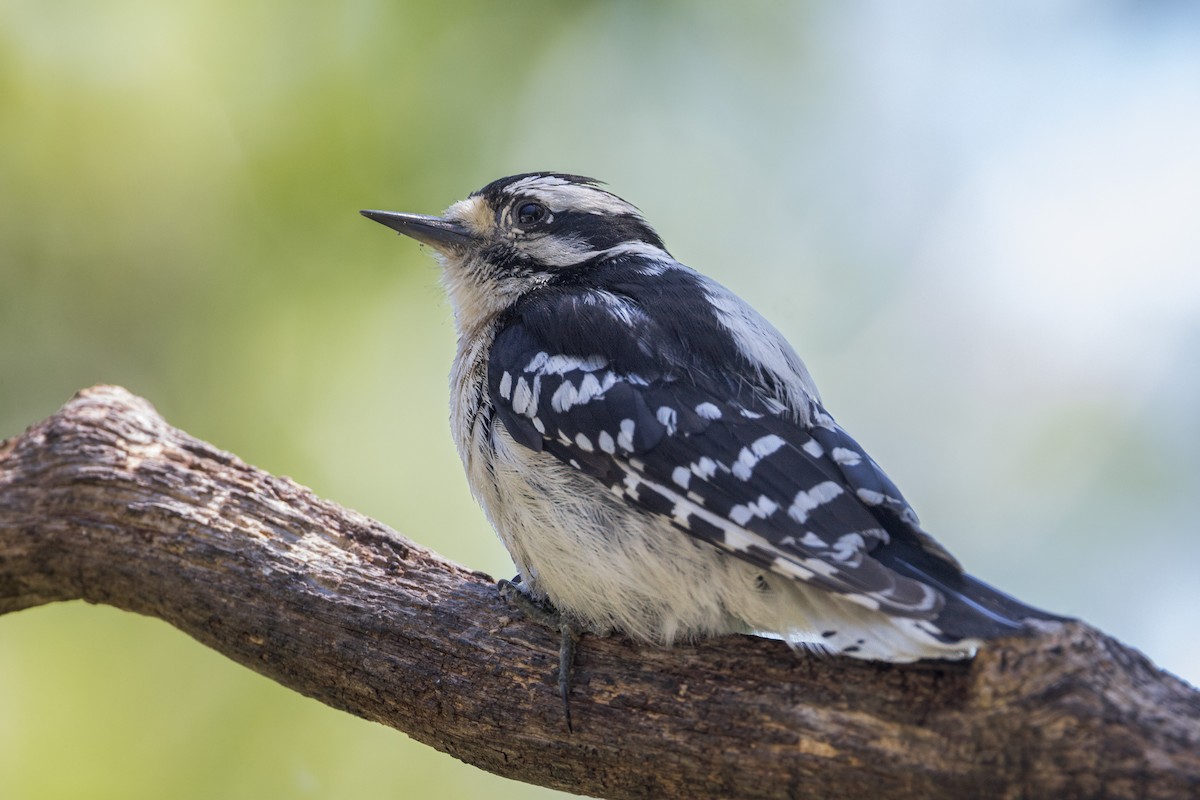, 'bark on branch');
1,386,1197,799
